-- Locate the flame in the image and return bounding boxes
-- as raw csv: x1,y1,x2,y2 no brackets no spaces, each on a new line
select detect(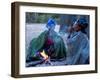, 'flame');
40,50,48,60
